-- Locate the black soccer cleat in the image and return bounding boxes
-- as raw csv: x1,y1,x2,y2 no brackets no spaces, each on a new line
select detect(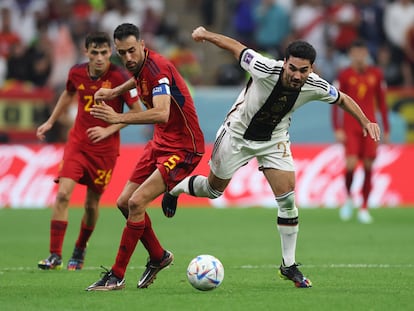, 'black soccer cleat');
86,266,125,291
162,192,178,218
137,250,174,288
279,262,312,288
